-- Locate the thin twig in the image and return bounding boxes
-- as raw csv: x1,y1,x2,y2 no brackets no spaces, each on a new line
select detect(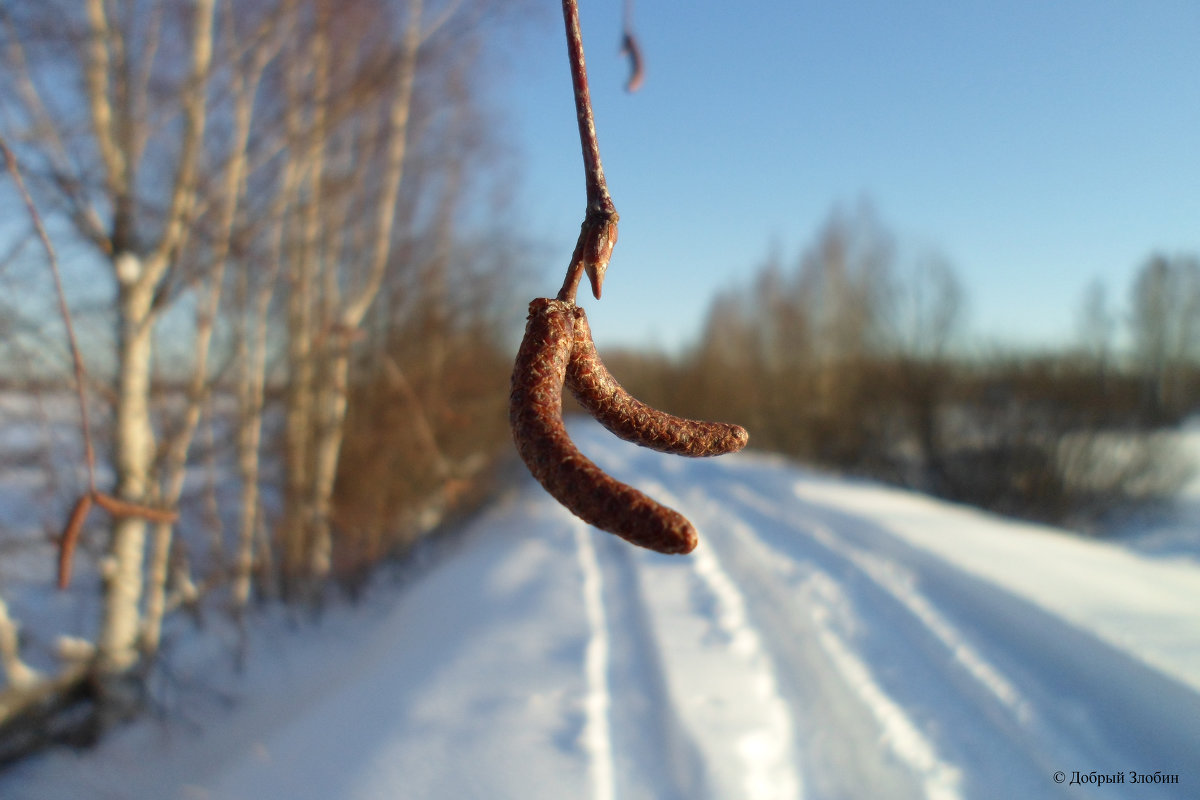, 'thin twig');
563,0,609,211
0,136,98,493
557,0,619,303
